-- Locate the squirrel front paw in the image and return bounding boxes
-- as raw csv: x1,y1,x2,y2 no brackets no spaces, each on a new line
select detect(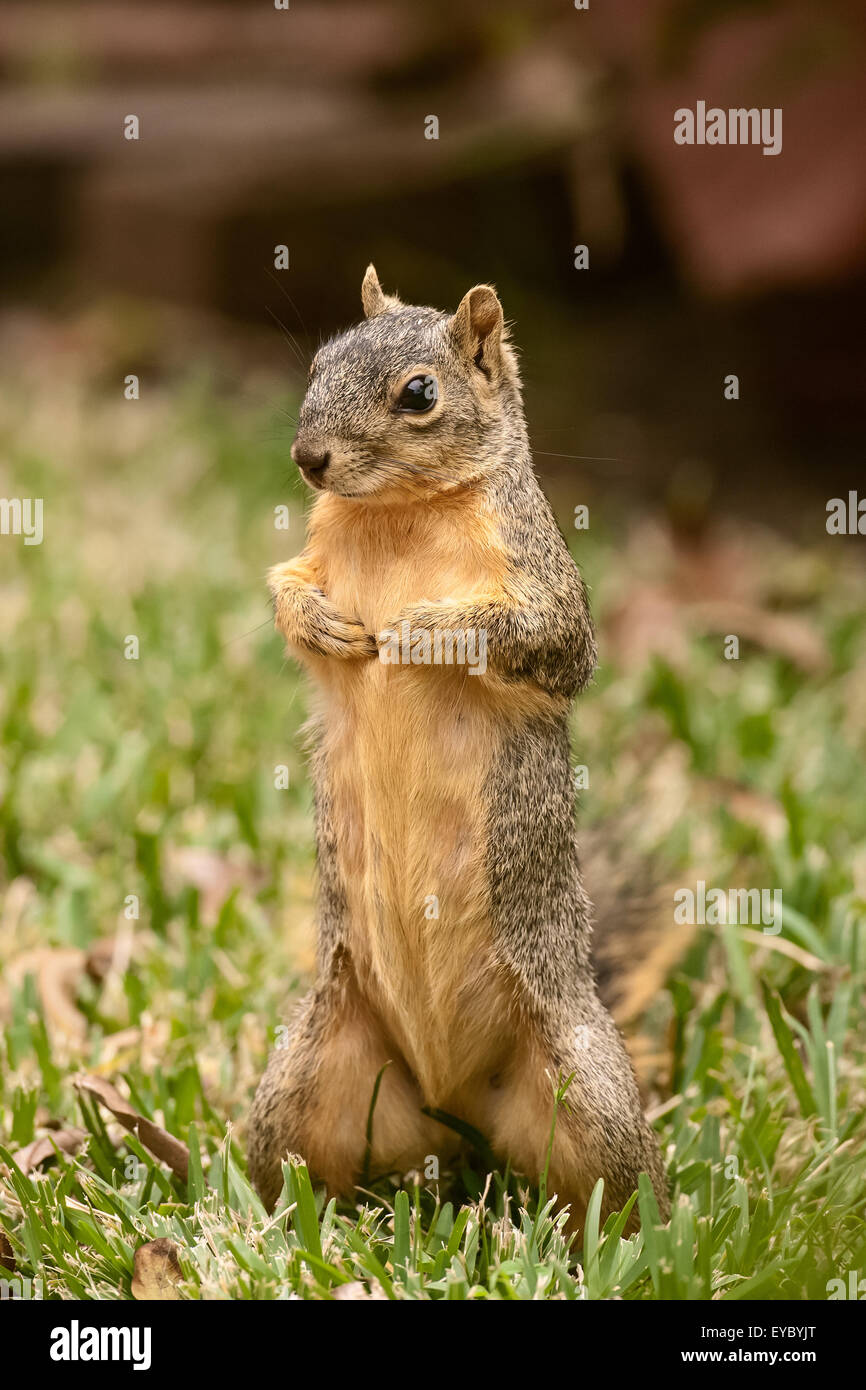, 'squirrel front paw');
309,604,377,660
377,600,471,644
269,564,376,661
376,601,490,675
